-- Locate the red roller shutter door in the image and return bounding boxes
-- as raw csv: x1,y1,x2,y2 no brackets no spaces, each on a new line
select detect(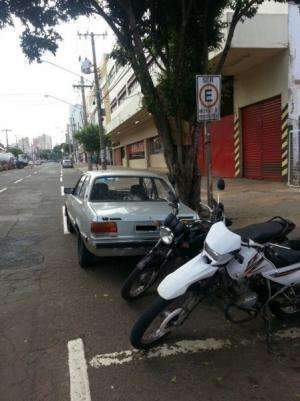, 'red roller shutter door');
242,96,282,180
197,114,235,178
